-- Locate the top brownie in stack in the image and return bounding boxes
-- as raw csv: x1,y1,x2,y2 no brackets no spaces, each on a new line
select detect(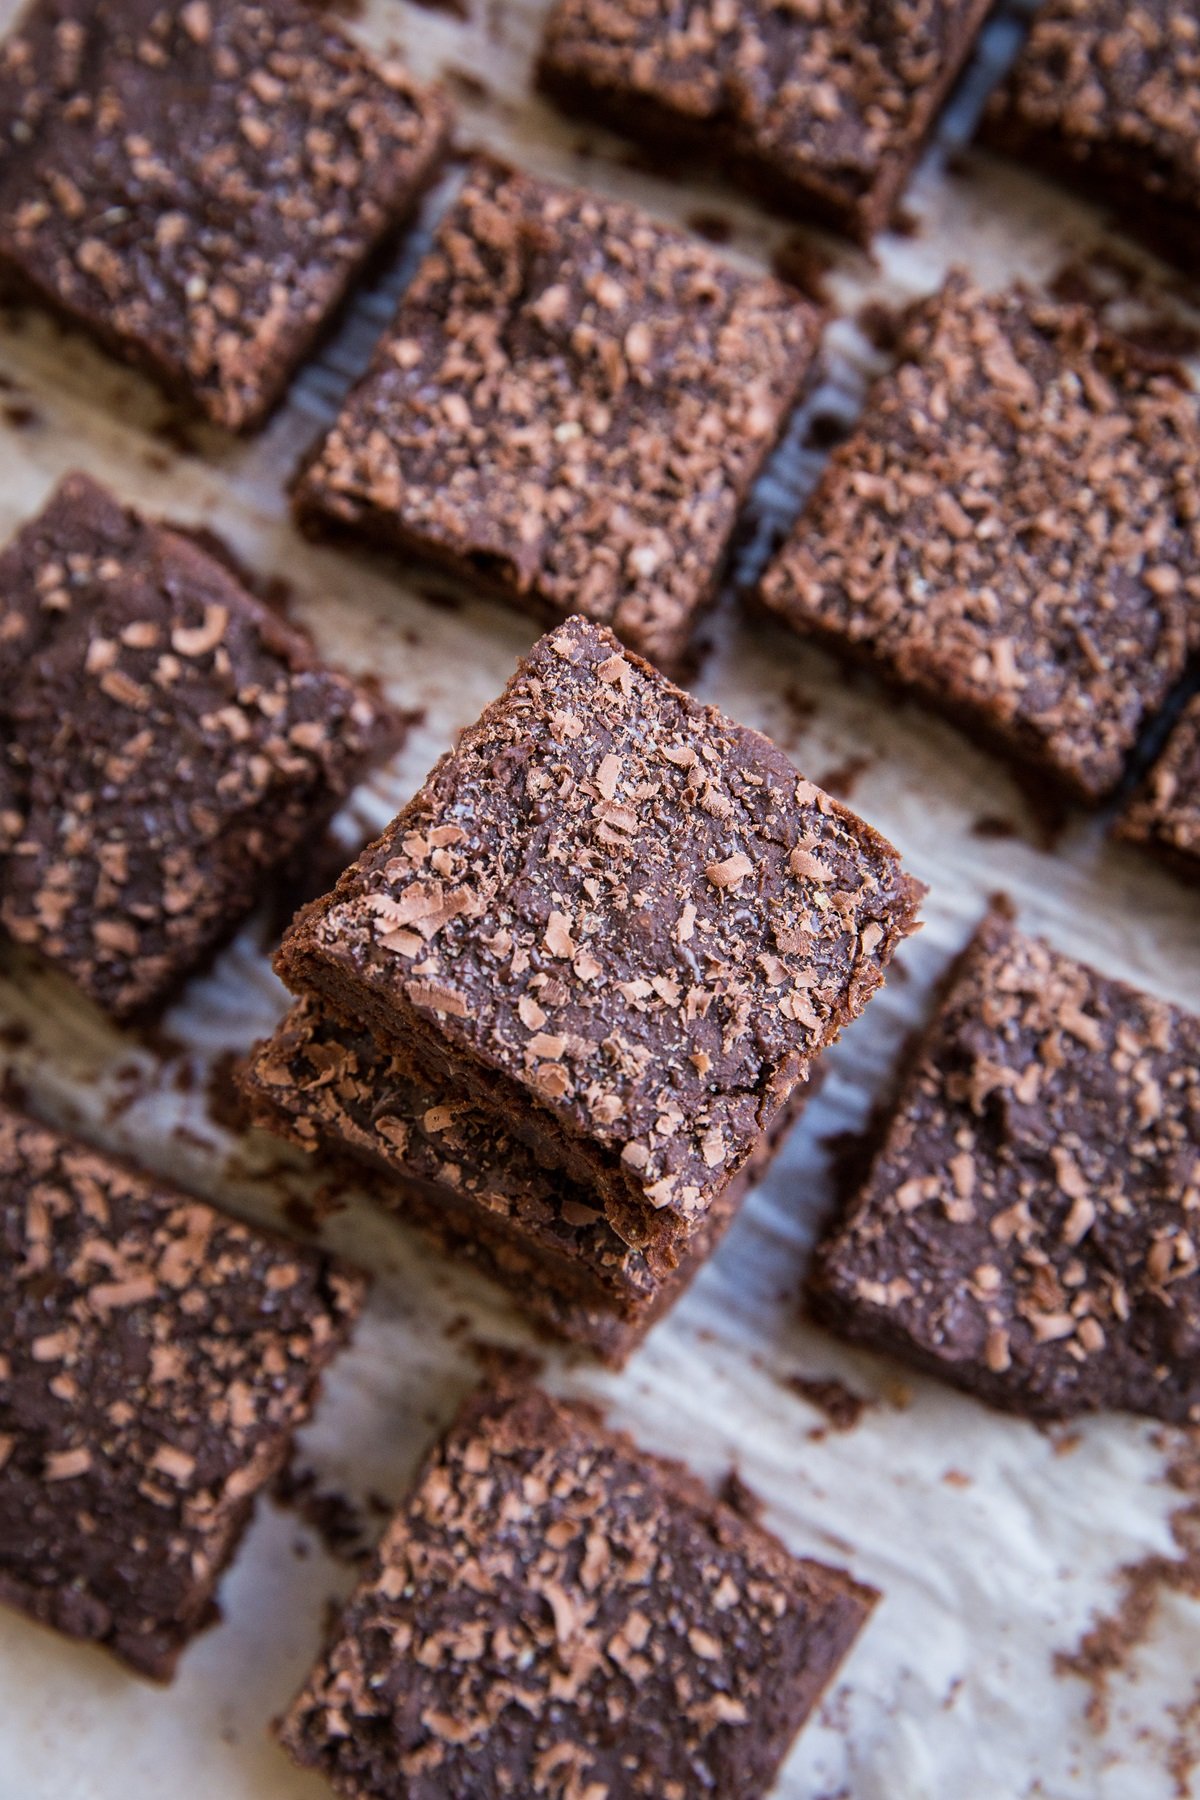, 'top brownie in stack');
984,0,1200,277
276,615,923,1312
292,157,822,672
0,472,398,1020
760,272,1200,804
538,0,995,242
0,0,450,429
